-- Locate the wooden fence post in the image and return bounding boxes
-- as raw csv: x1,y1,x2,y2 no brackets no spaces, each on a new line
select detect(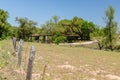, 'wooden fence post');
26,46,36,80
42,64,47,80
12,37,17,54
17,39,24,67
